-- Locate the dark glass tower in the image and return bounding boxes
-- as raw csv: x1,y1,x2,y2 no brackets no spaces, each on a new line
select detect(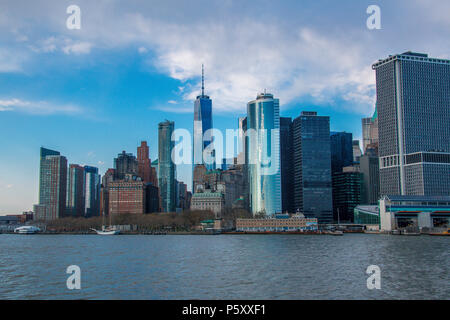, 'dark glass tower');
292,112,333,223
193,65,214,170
280,117,293,213
84,166,101,217
158,120,176,212
330,132,353,174
66,164,85,217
